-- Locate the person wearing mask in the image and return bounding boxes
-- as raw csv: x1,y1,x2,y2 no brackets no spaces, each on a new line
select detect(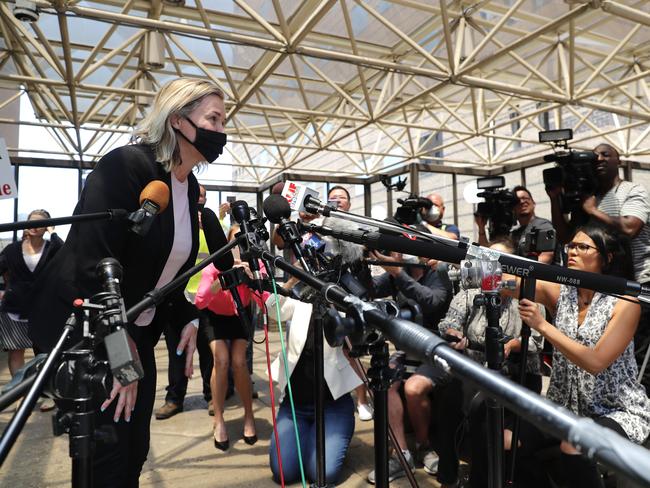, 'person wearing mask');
547,143,650,388
155,185,230,420
421,193,460,240
0,209,63,408
29,77,233,487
